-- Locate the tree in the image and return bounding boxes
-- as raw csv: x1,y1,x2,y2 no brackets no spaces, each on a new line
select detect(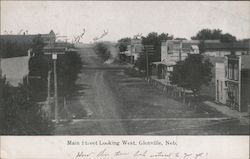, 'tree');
57,50,83,97
142,32,173,62
134,53,147,71
0,77,54,135
169,54,212,97
220,33,237,43
191,28,236,42
135,32,173,71
93,42,110,61
32,34,45,56
118,37,131,52
28,35,48,101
